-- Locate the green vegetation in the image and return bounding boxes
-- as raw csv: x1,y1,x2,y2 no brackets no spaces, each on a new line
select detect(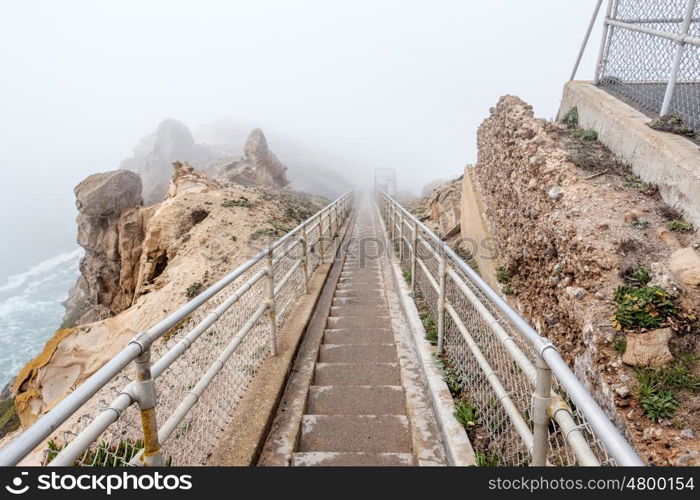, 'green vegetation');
221,197,251,208
636,356,700,421
636,357,700,421
435,355,462,395
631,219,649,230
402,269,412,284
46,439,147,466
267,219,292,235
454,399,478,429
667,219,694,233
576,129,598,141
0,397,20,437
624,172,657,195
648,114,696,139
496,266,512,295
561,107,579,129
613,334,627,354
186,282,203,299
475,451,502,467
419,311,438,345
611,285,677,330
